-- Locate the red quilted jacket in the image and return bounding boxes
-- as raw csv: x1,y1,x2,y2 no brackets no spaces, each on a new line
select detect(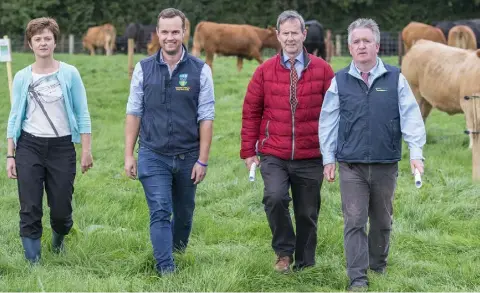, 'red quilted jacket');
240,50,334,160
